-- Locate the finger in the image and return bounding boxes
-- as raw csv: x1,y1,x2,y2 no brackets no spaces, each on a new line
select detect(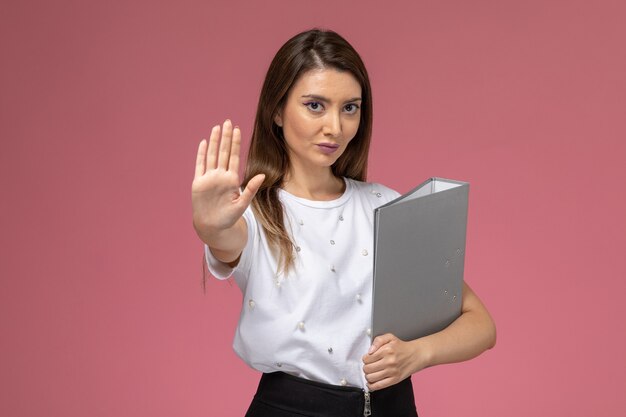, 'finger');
363,359,387,375
218,119,233,170
364,368,391,385
368,333,395,355
195,139,207,178
206,125,220,170
363,345,392,364
367,376,396,392
362,351,385,365
228,125,241,173
238,173,266,207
